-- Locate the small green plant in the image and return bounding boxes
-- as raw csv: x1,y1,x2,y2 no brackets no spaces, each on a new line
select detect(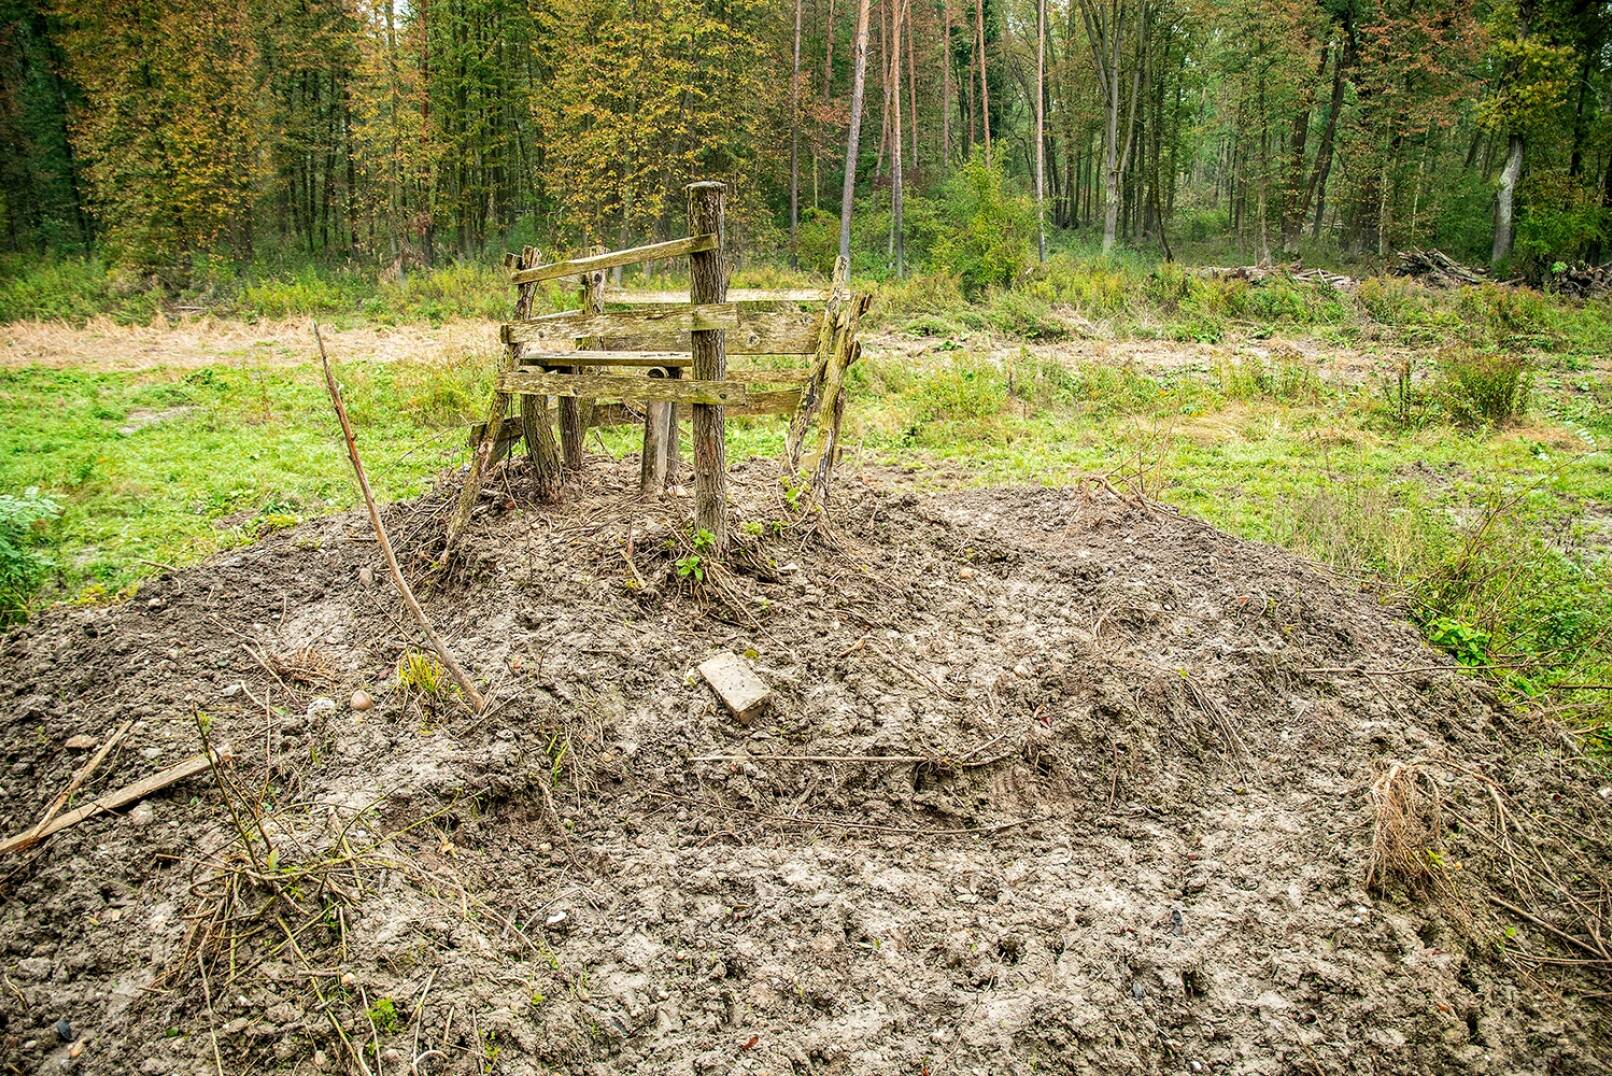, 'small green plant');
1423,615,1491,667
0,487,61,623
675,554,705,582
366,996,401,1034
397,650,450,700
